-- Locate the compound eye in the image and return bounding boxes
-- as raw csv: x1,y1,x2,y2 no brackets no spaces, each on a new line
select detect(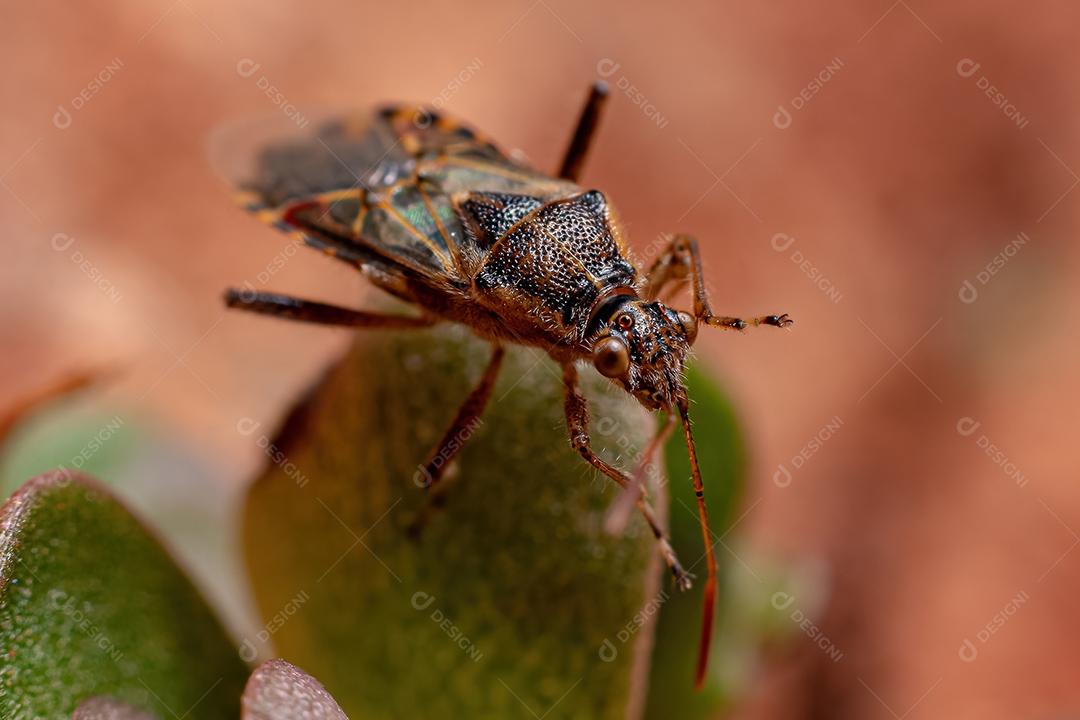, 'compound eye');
592,336,630,378
676,311,698,345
